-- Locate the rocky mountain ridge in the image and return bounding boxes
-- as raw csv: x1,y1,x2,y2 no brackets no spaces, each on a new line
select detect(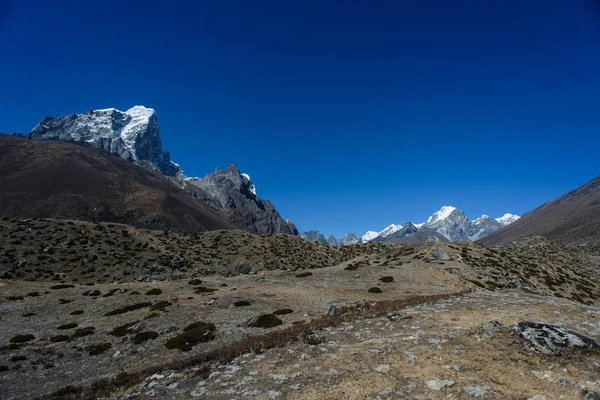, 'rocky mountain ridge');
301,206,519,246
23,106,296,235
